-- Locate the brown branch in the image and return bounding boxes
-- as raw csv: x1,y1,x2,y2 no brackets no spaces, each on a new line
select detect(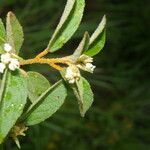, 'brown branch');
20,57,71,71
35,48,49,58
